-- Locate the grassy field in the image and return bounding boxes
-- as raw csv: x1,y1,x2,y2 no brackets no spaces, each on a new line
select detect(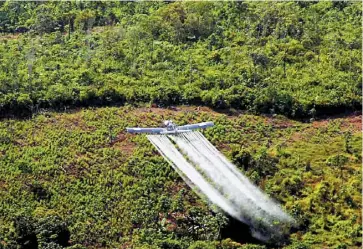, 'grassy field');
0,106,361,248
